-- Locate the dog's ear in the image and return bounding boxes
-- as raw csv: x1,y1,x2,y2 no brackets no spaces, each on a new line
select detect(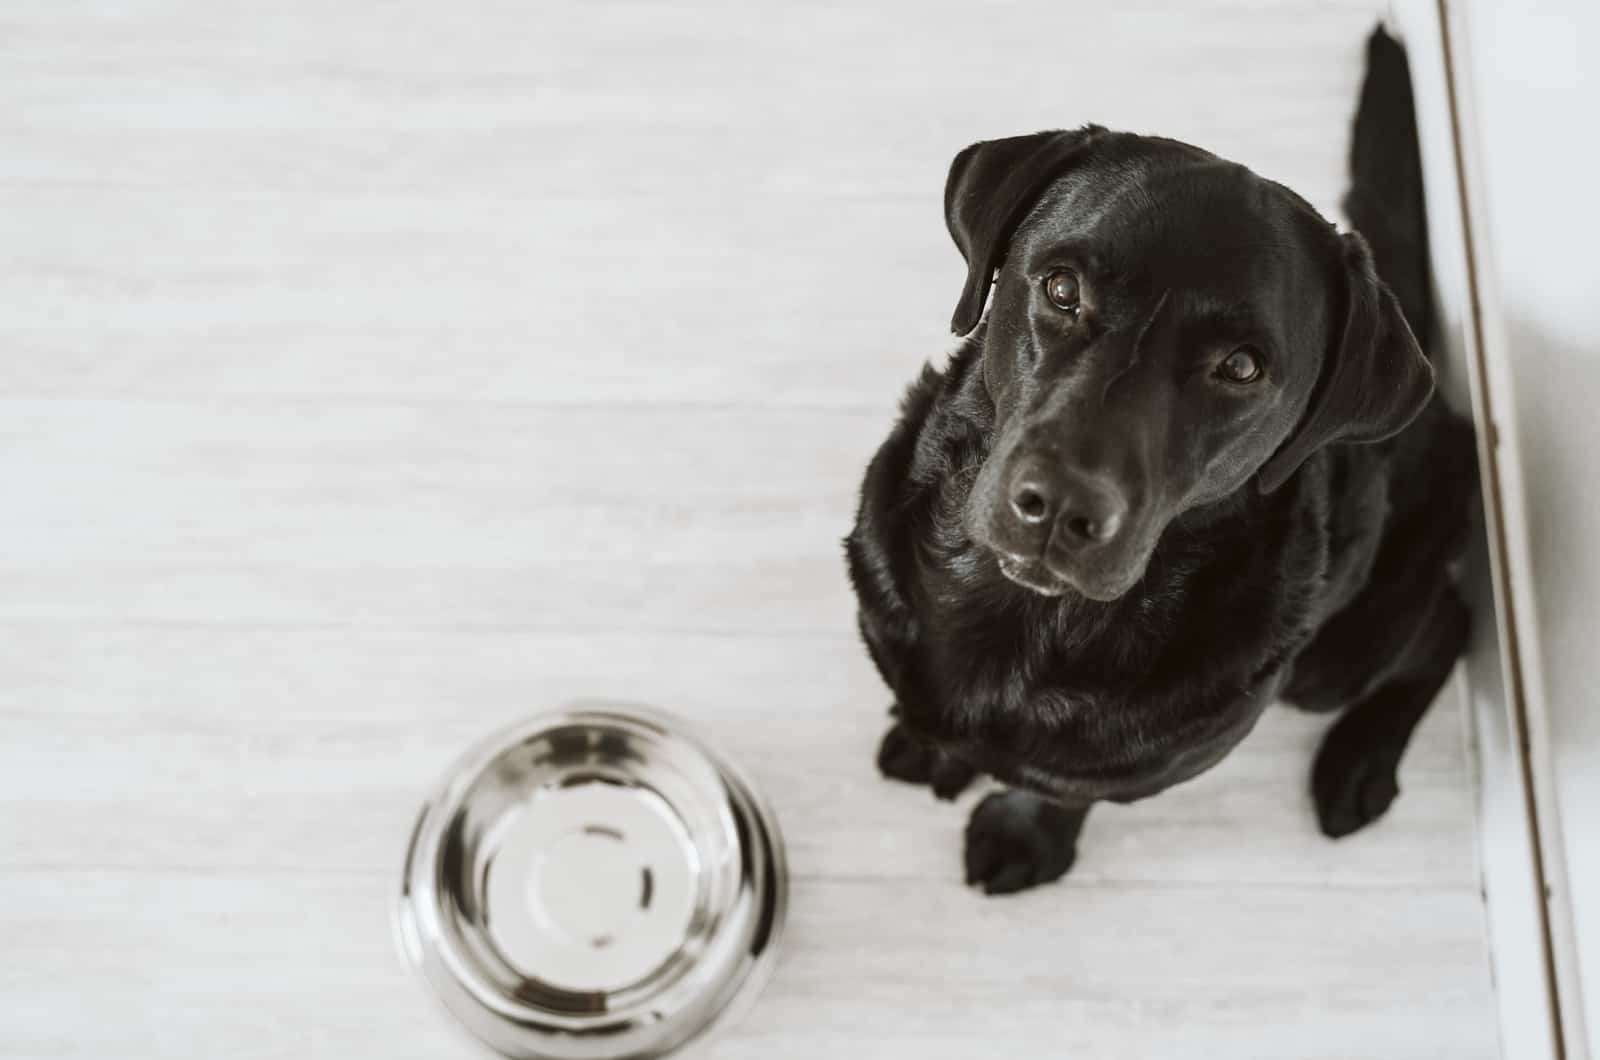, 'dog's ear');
1257,232,1434,493
944,126,1106,335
